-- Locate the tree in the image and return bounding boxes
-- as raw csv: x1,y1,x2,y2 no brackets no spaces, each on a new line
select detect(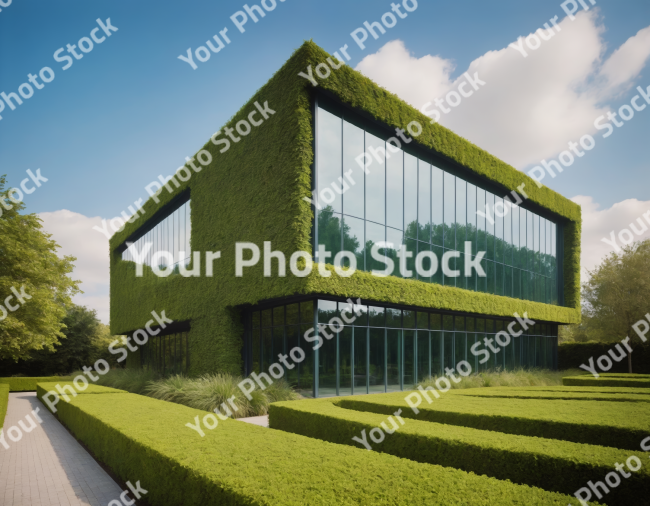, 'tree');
582,239,650,372
0,175,80,361
0,305,123,375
